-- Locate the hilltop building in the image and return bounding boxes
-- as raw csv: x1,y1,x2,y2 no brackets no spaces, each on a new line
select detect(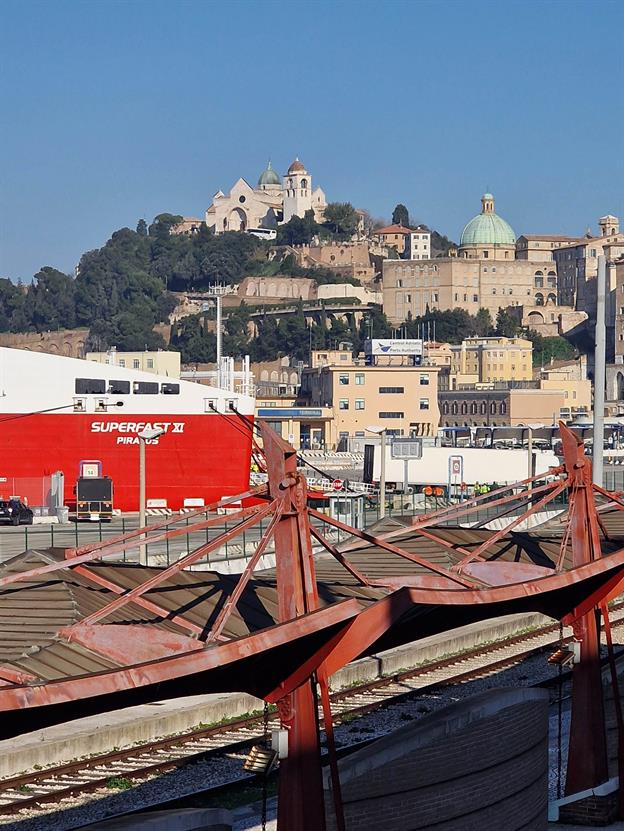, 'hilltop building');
383,193,561,324
205,158,327,234
373,225,431,259
553,216,623,309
